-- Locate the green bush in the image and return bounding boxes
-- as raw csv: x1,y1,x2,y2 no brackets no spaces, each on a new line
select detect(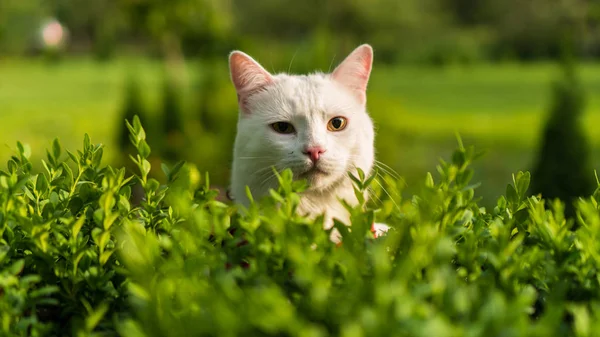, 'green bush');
159,75,187,161
2,116,600,336
117,76,147,153
531,59,595,217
